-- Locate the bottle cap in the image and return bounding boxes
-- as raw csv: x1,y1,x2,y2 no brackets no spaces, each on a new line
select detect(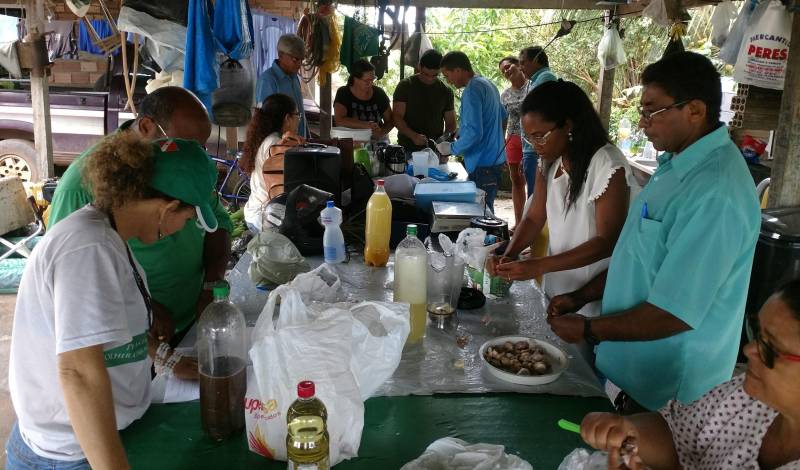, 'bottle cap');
212,281,230,299
326,200,334,208
407,224,417,236
297,380,315,399
377,179,385,186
